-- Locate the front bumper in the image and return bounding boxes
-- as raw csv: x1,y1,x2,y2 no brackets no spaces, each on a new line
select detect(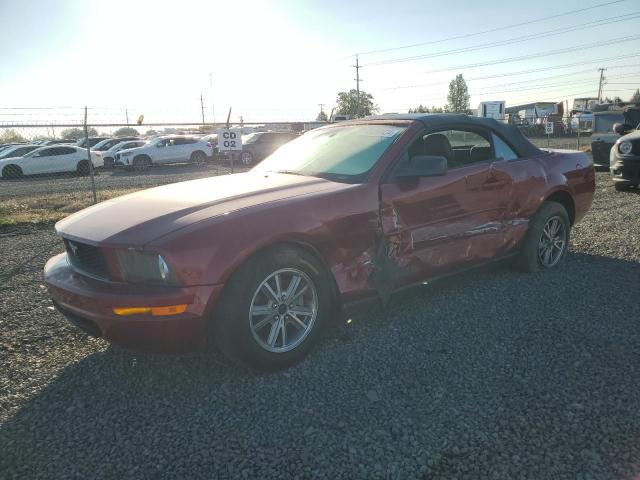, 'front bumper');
610,154,640,184
44,252,223,352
